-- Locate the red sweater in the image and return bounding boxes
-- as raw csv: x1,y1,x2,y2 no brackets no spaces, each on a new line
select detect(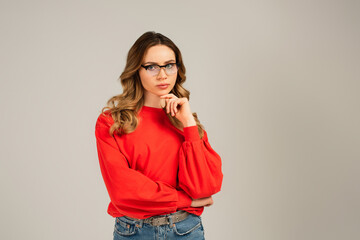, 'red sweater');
95,105,223,219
